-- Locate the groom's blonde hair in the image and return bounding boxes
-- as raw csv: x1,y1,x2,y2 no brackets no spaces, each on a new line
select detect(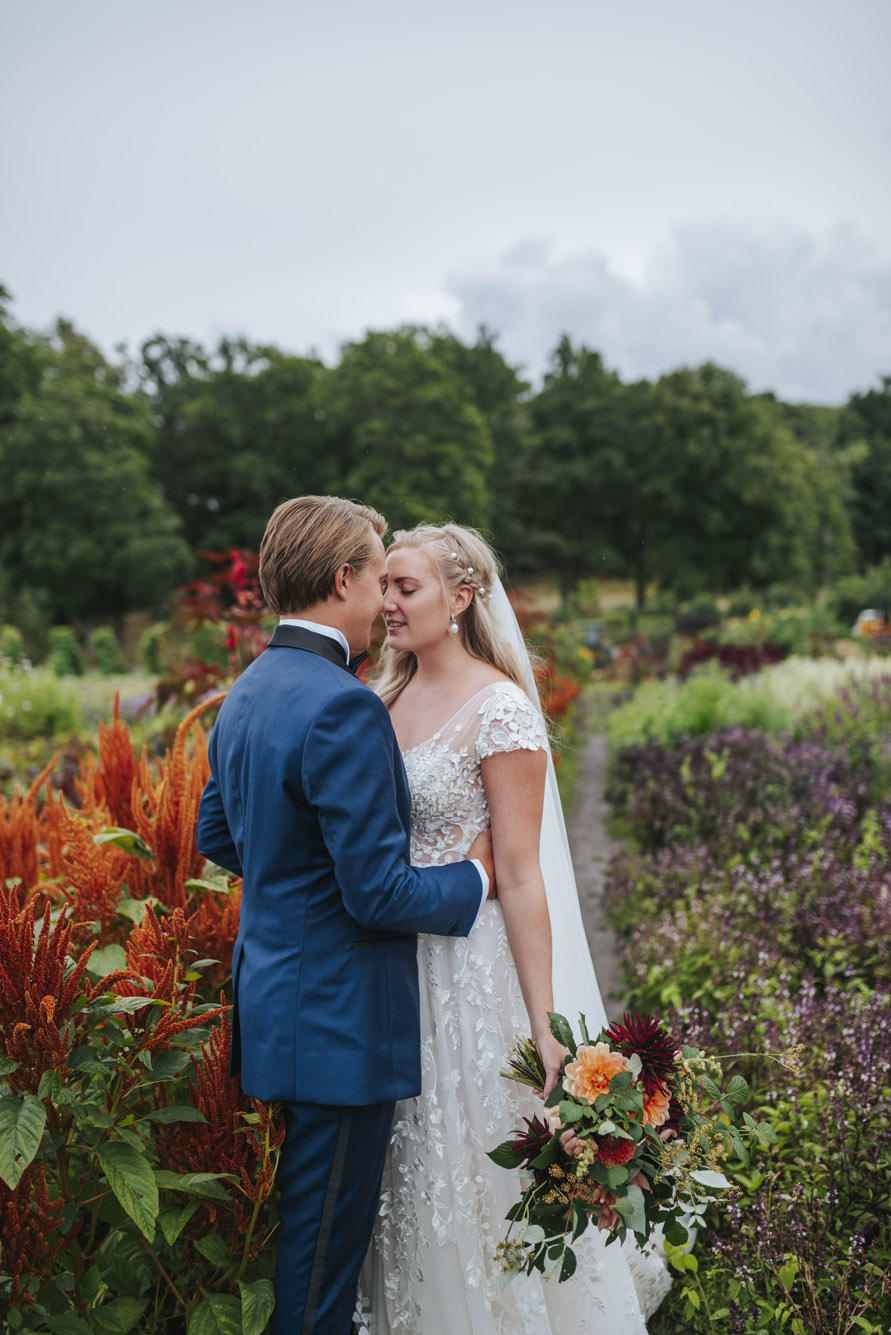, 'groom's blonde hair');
259,495,386,614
